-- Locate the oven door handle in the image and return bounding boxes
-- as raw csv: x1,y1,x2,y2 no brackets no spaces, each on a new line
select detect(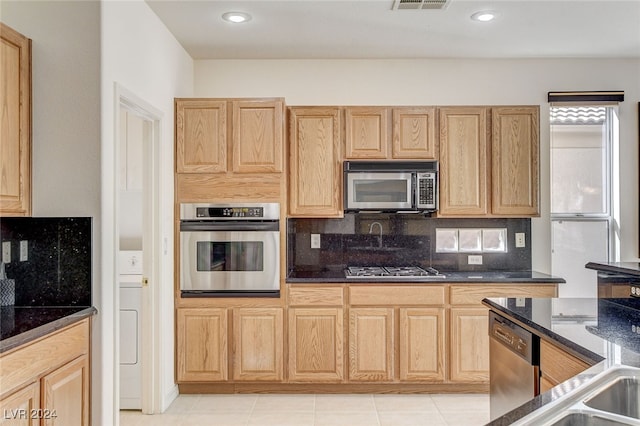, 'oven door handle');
180,221,279,232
